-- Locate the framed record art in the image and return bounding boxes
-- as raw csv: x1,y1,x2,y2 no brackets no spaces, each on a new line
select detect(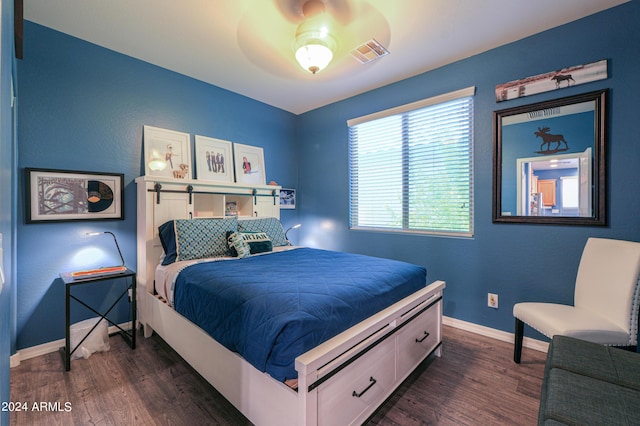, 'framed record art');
26,168,124,223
